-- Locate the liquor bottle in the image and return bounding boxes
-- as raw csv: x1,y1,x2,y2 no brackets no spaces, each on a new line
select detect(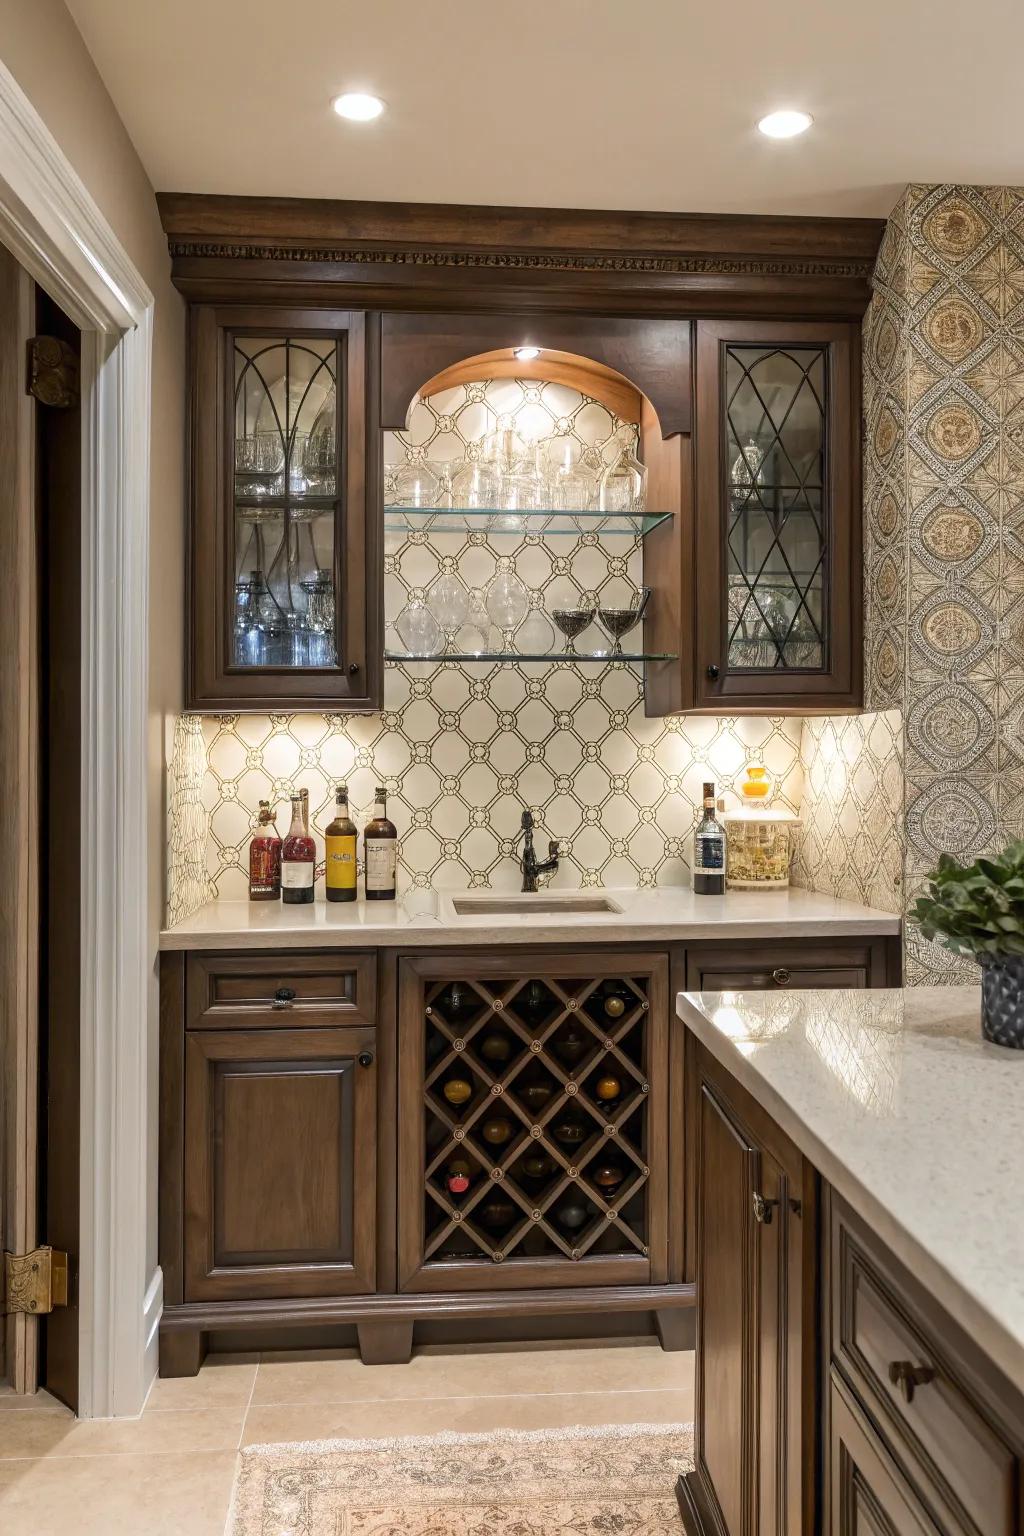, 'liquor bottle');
693,781,727,896
324,783,358,904
248,800,281,901
363,785,397,901
478,1030,512,1064
281,792,316,904
600,980,631,1018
